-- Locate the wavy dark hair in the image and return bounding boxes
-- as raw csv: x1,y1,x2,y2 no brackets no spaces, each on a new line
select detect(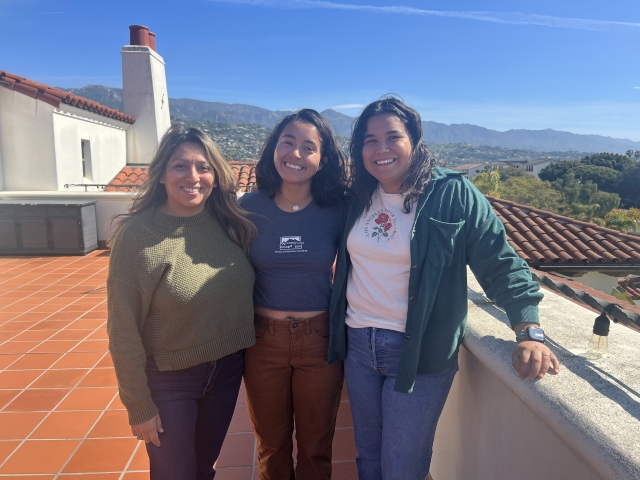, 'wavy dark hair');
255,109,347,207
110,124,257,252
350,96,438,213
